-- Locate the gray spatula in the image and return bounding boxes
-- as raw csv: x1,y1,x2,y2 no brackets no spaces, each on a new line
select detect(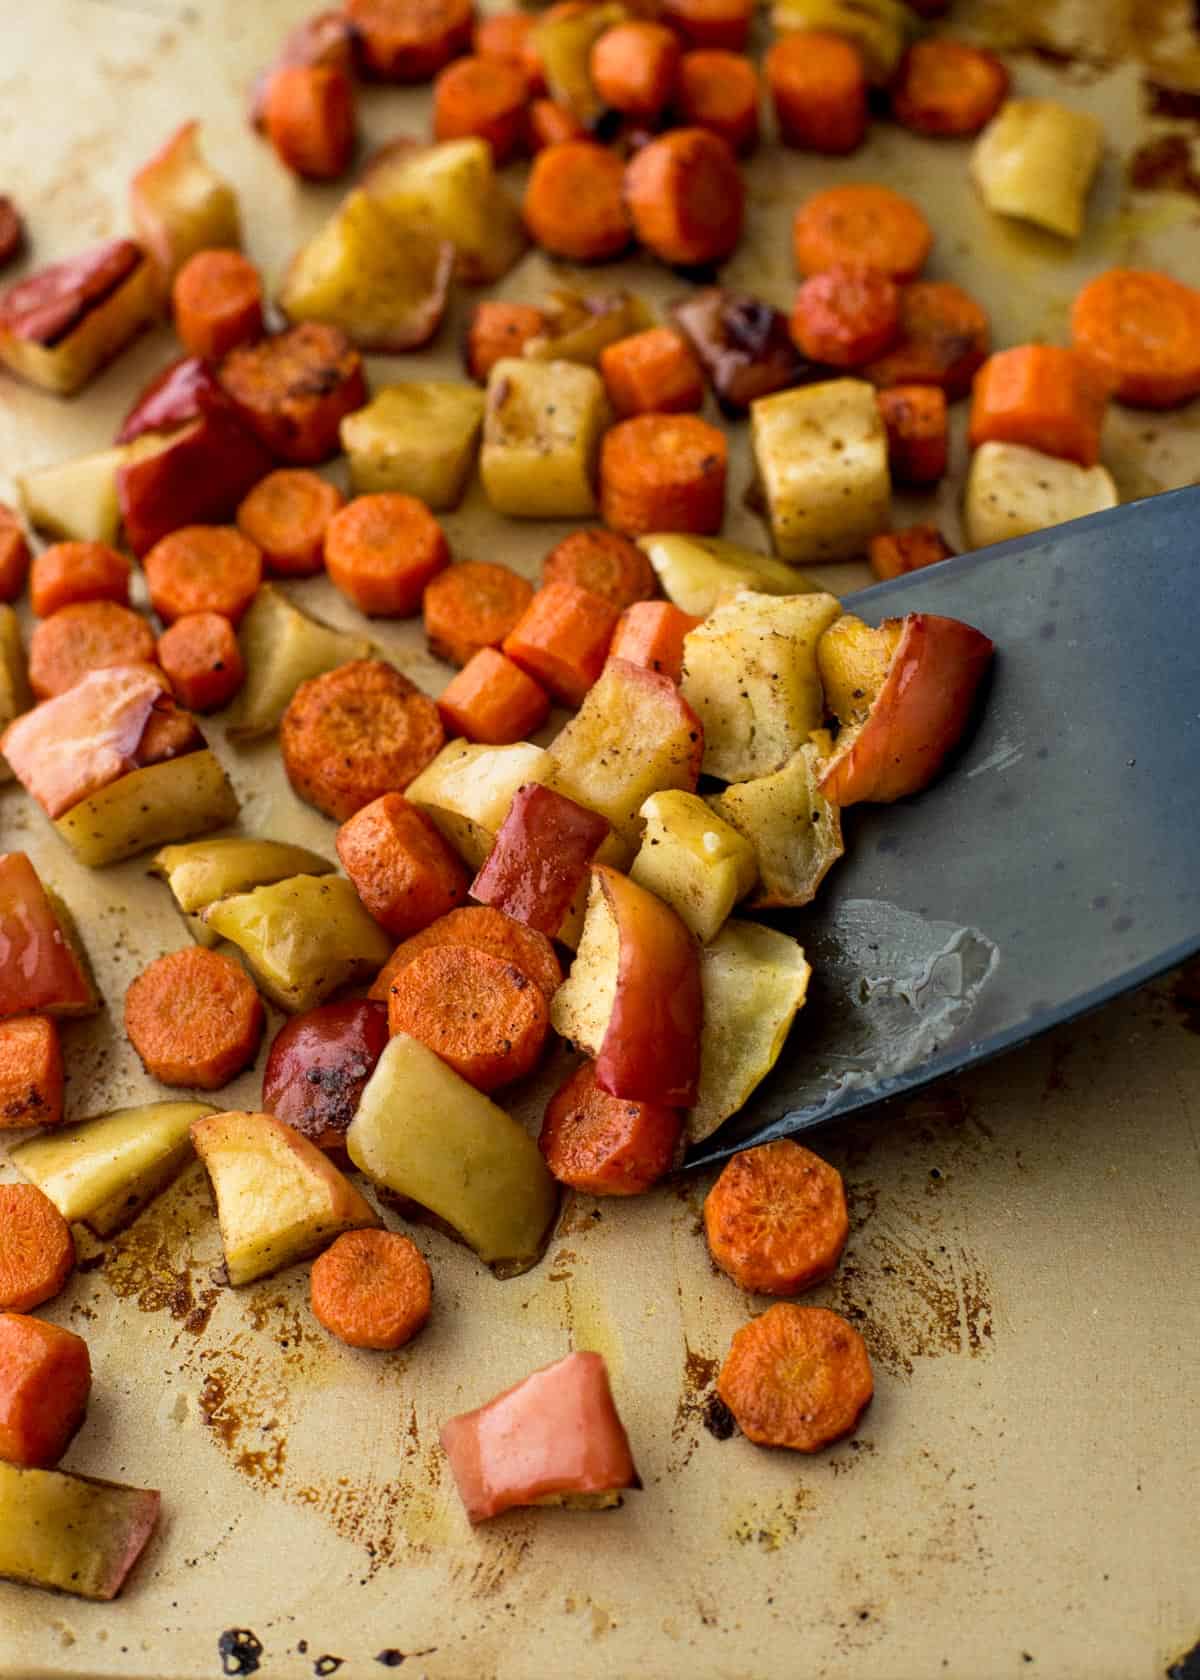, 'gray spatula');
687,486,1200,1167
